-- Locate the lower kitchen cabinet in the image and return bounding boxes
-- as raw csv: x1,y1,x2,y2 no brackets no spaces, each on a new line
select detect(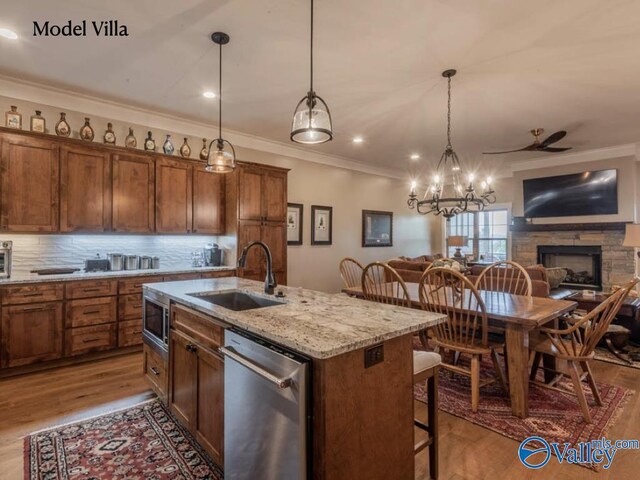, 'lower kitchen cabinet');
118,319,143,347
168,328,224,465
65,323,117,356
143,344,168,402
0,302,63,368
